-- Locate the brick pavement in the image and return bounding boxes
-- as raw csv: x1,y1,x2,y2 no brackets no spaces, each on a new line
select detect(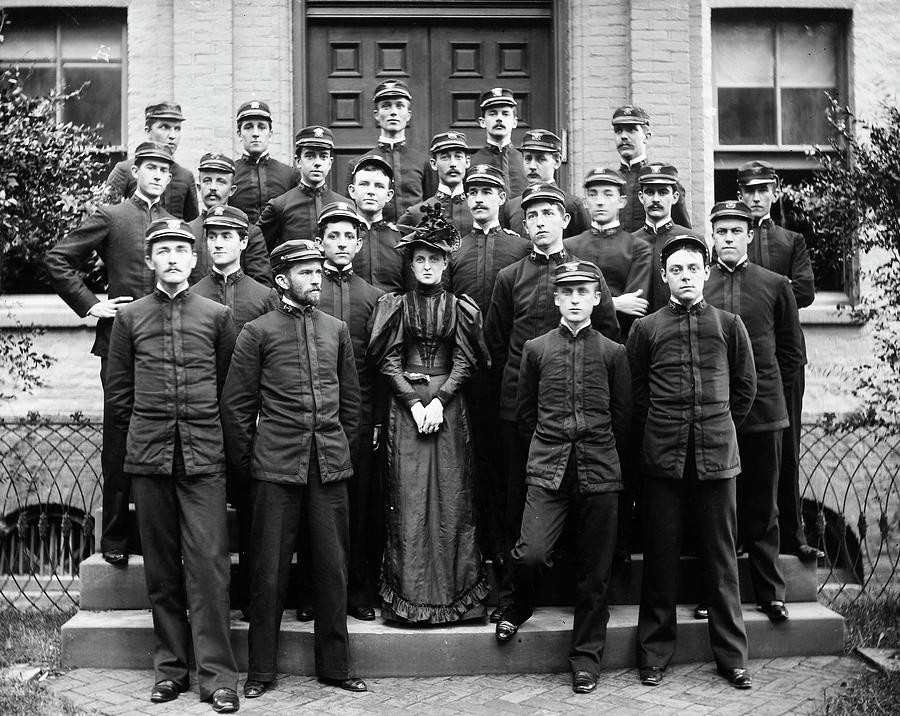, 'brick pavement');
45,655,867,716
